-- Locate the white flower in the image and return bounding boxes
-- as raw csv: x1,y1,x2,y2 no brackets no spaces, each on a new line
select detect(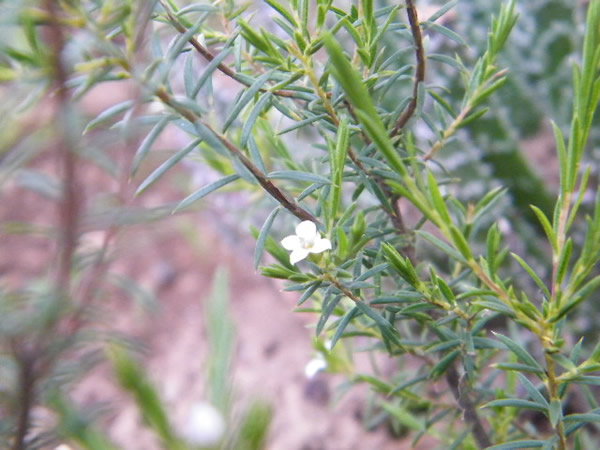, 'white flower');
304,357,327,378
182,402,226,447
281,221,332,265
